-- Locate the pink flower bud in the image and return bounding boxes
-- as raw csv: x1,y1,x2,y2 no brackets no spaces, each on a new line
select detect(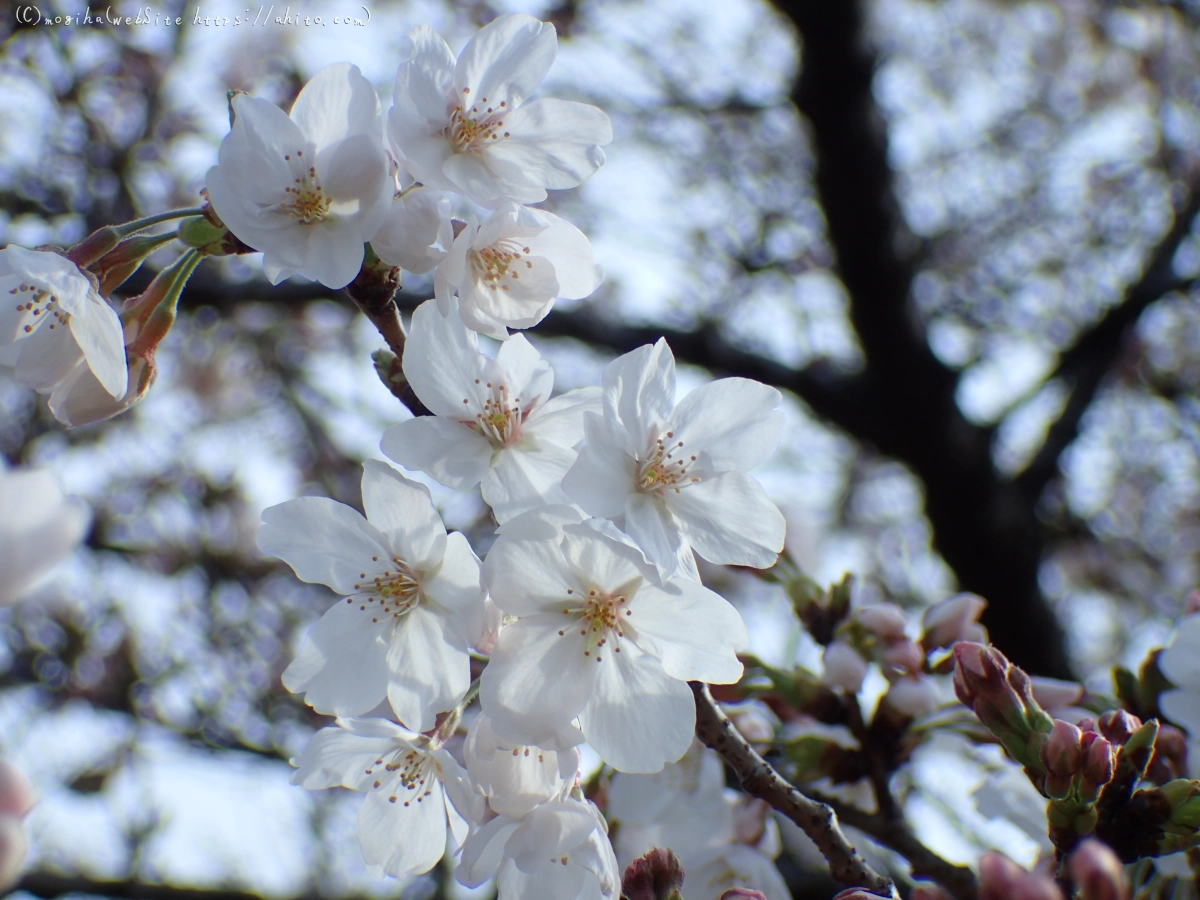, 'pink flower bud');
980,853,1064,900
1030,677,1085,714
881,639,926,675
1185,590,1200,616
823,640,868,693
912,885,954,900
1067,840,1128,900
1041,720,1083,798
0,763,35,820
1096,710,1141,747
883,676,941,719
732,797,772,847
725,702,777,744
855,603,909,641
1078,733,1114,802
622,848,684,900
721,891,768,900
922,593,988,649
